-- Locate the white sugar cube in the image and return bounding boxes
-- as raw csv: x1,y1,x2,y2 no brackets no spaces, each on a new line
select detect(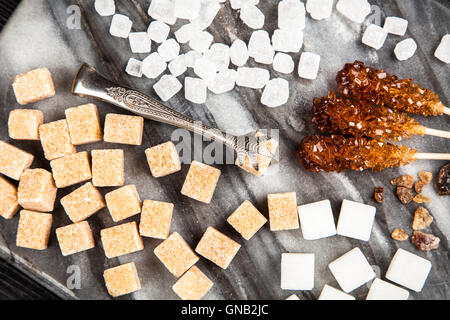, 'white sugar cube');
95,0,115,16
185,77,207,104
285,294,300,300
158,39,180,62
434,34,450,64
147,20,170,43
366,278,409,300
240,4,265,30
394,38,417,61
168,54,187,77
174,0,201,20
153,75,183,102
281,253,314,290
230,0,259,10
206,43,230,71
362,24,388,50
191,0,220,29
386,248,432,292
189,30,214,54
336,199,376,241
236,67,270,89
278,0,305,30
298,199,336,240
148,0,177,25
248,30,274,65
142,52,167,79
328,248,375,293
306,0,333,20
208,69,237,94
230,38,249,67
125,58,143,78
383,17,408,36
272,28,303,53
194,56,218,84
109,14,132,38
318,284,356,300
298,52,321,80
129,32,151,53
273,53,294,74
175,23,198,44
261,78,289,108
336,0,371,23
184,50,202,68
